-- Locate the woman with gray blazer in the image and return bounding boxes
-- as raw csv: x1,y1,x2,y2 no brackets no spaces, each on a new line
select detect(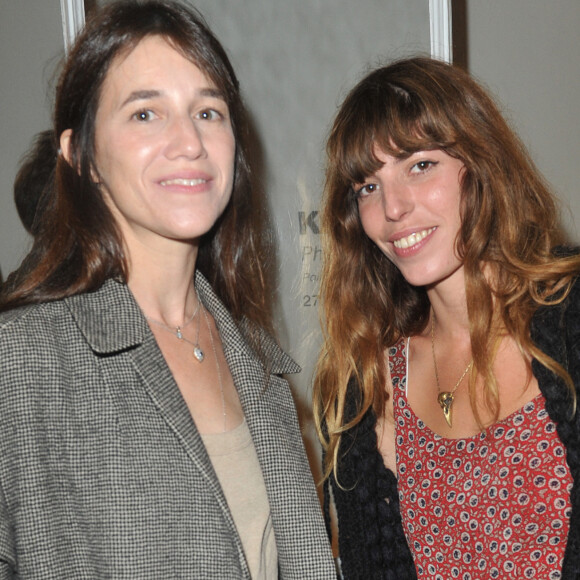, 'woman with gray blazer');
0,2,335,578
